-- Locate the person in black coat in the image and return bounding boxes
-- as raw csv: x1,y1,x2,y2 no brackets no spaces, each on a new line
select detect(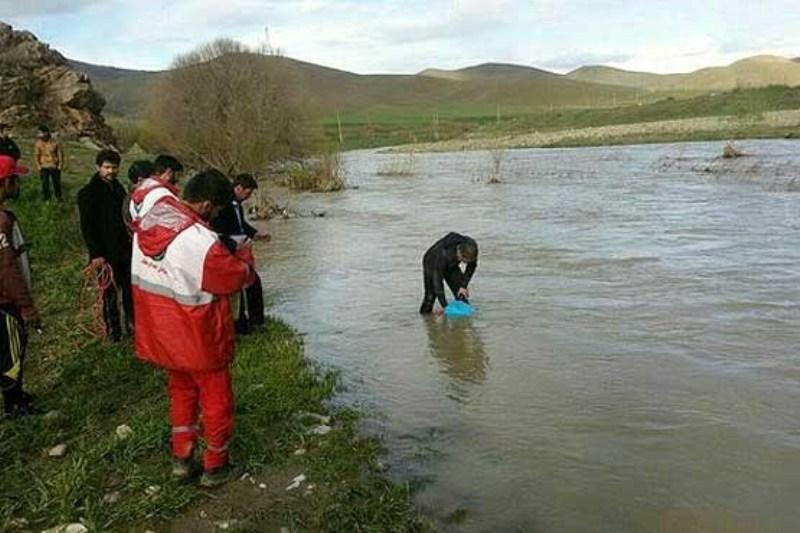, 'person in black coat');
77,149,132,341
420,232,478,315
0,123,21,161
210,173,270,334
